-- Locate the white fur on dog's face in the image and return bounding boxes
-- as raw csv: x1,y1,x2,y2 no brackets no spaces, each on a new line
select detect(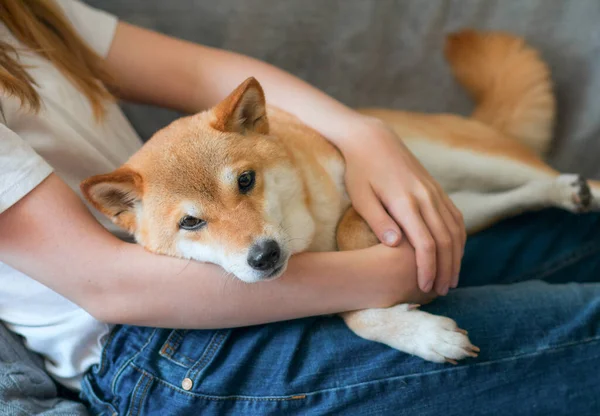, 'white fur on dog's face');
171,164,315,283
